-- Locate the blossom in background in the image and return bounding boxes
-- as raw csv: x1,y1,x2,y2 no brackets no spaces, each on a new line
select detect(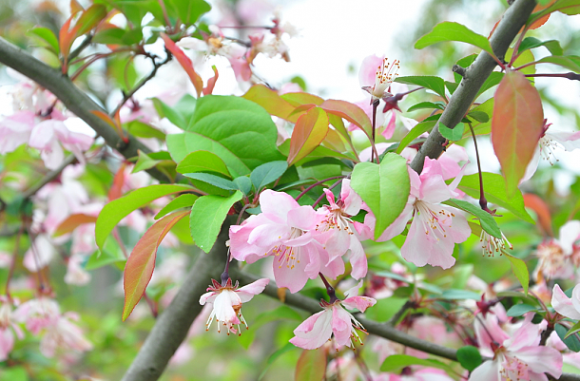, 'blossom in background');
315,179,367,279
523,120,580,181
534,220,580,281
229,190,343,293
470,313,562,381
290,284,375,349
0,298,24,362
200,277,269,335
366,158,470,269
552,284,580,320
359,55,400,101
